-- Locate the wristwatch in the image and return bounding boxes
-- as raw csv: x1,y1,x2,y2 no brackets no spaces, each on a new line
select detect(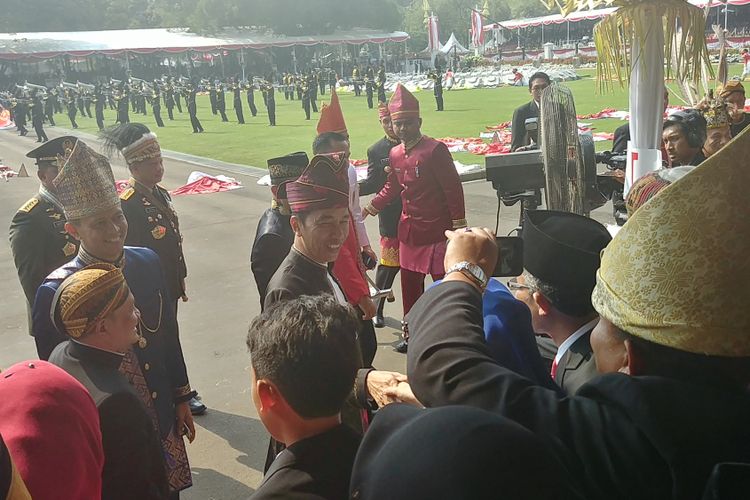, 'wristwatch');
445,261,488,291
